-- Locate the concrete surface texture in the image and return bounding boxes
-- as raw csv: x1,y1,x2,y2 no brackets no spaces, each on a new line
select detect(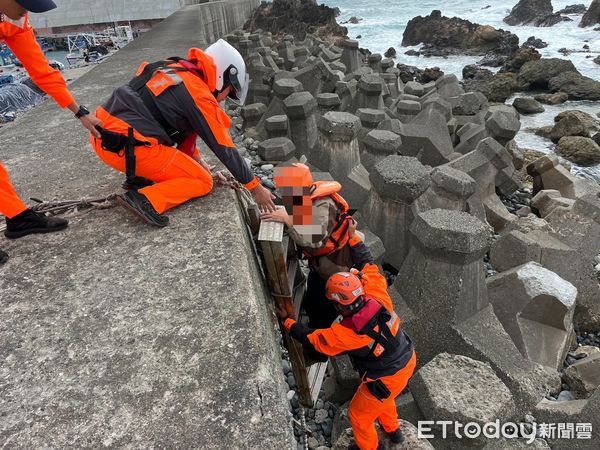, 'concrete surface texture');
0,3,293,448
